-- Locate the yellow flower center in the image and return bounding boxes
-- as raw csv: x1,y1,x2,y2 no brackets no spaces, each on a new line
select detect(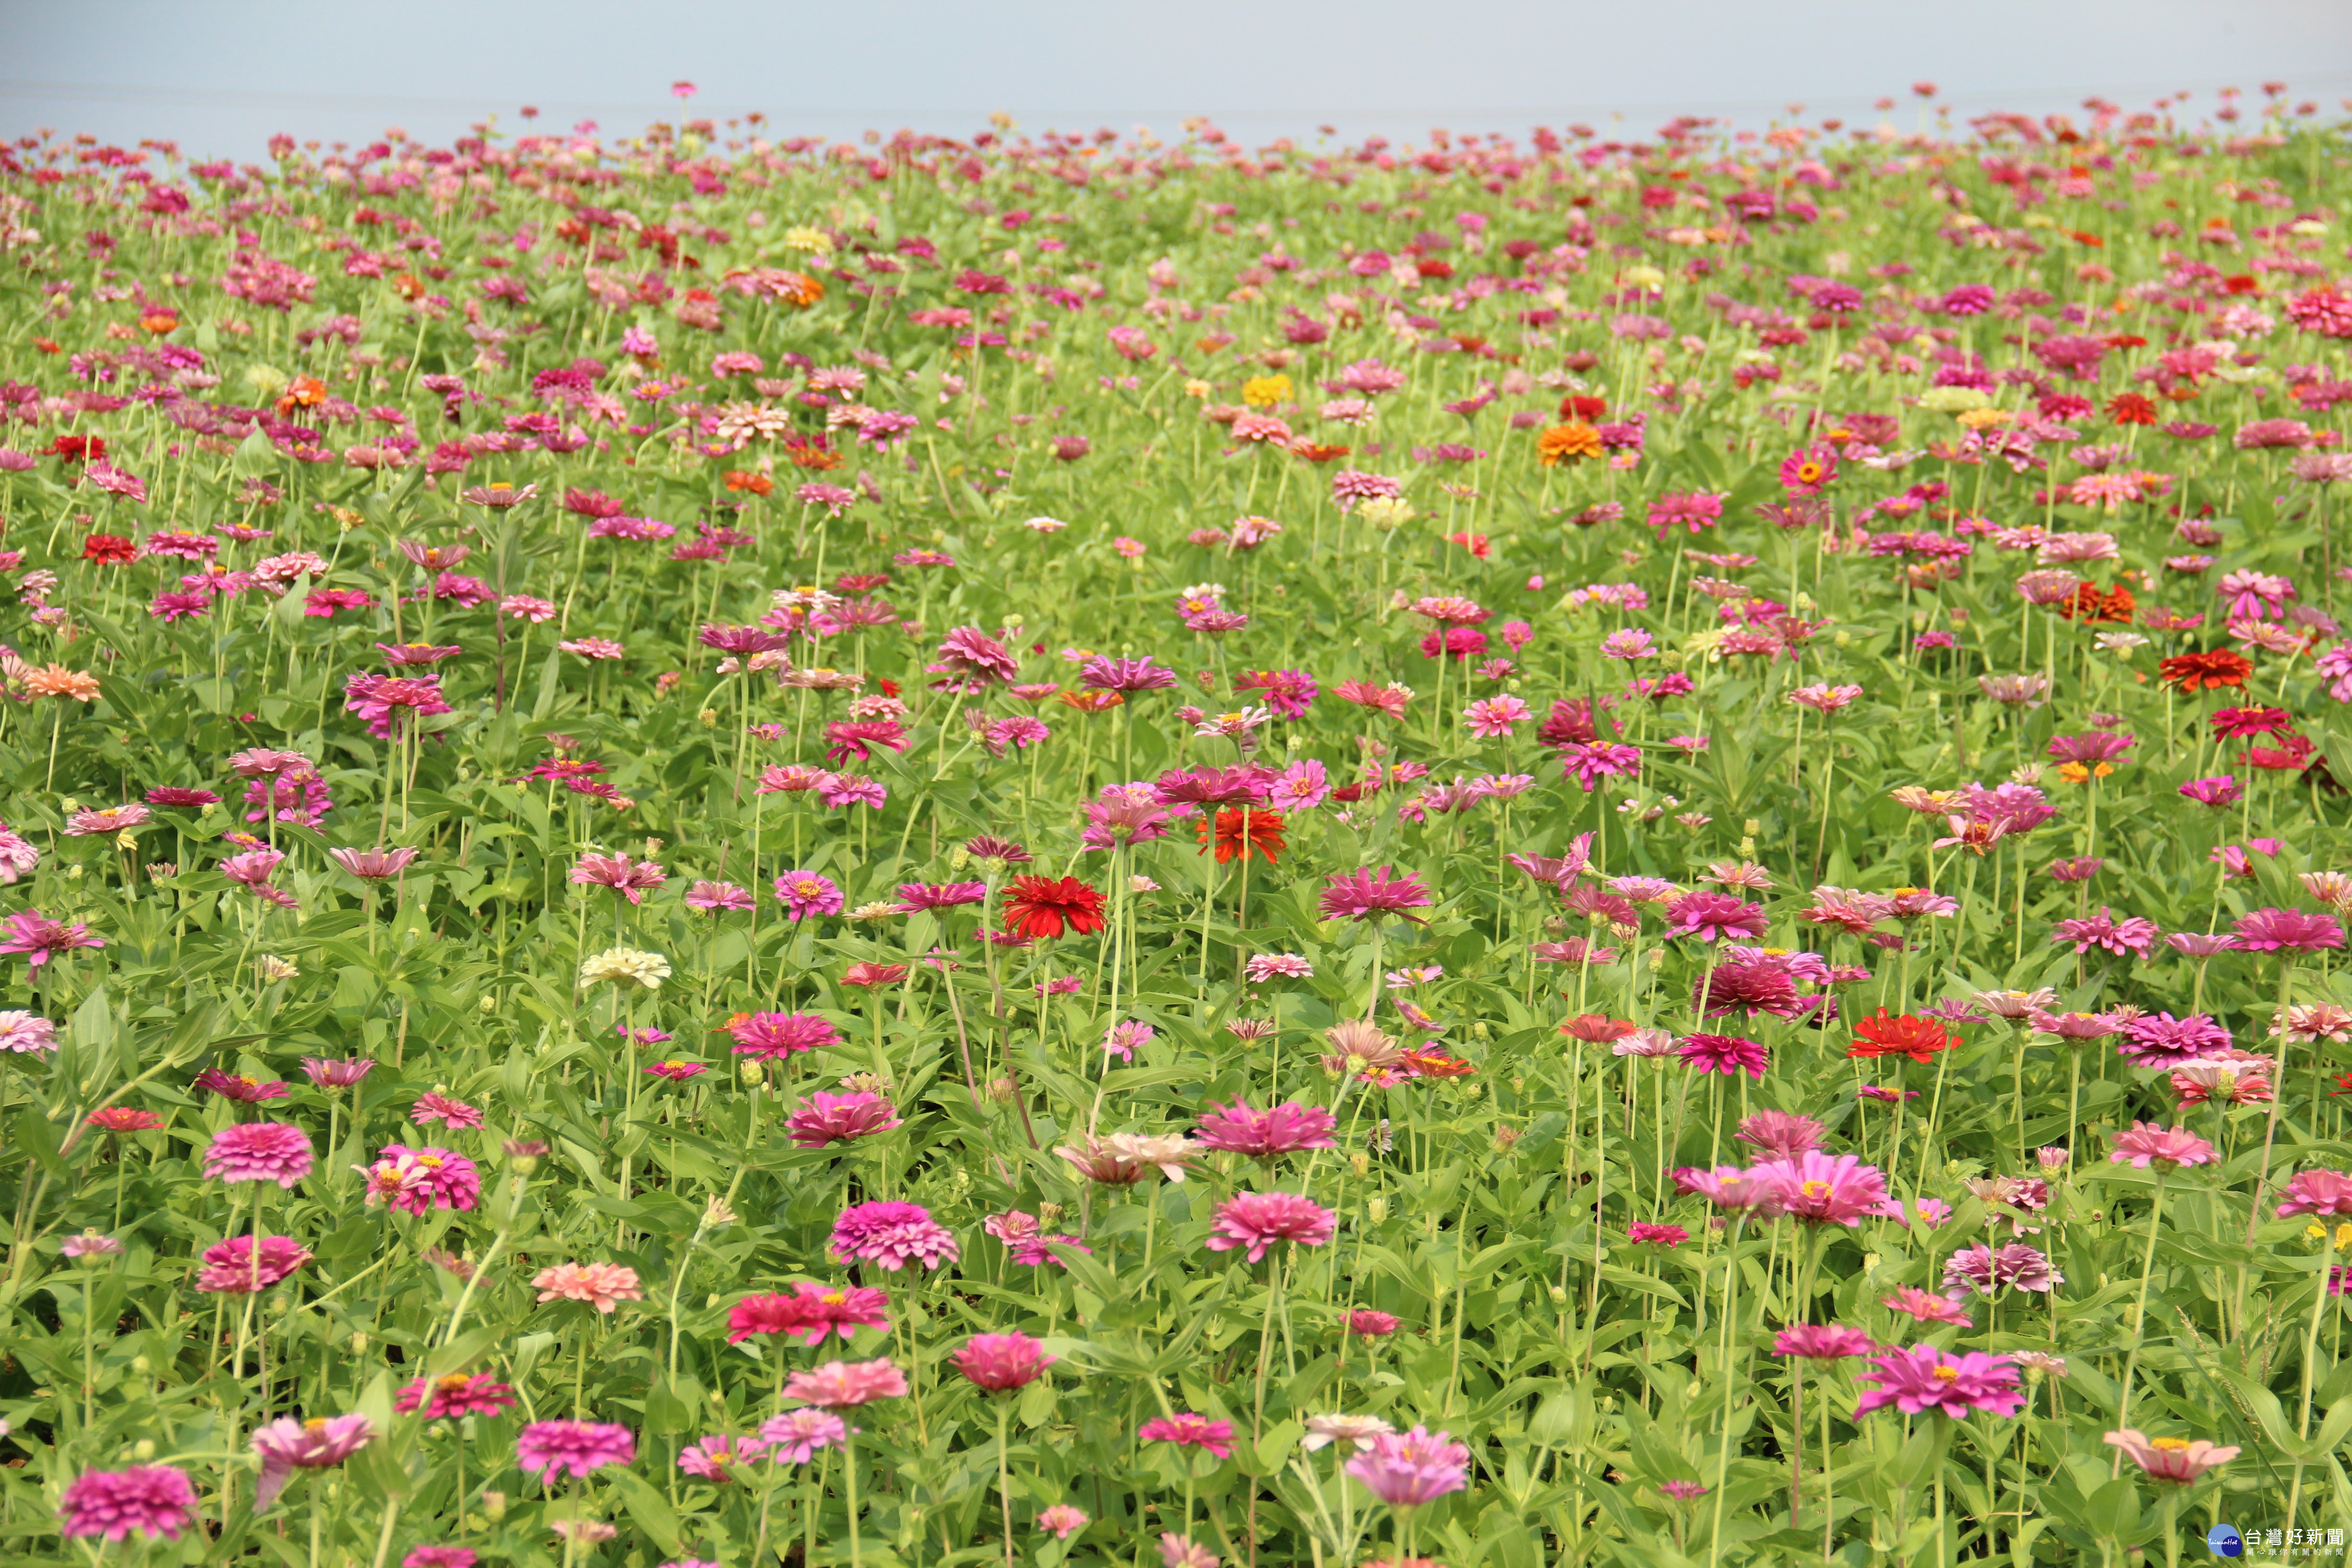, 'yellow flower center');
488,482,512,492
1800,1180,1831,1200
417,1155,443,1170
822,1291,845,1305
2149,1437,2192,1452
436,1374,471,1392
1797,462,1823,482
1932,1364,1960,1382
